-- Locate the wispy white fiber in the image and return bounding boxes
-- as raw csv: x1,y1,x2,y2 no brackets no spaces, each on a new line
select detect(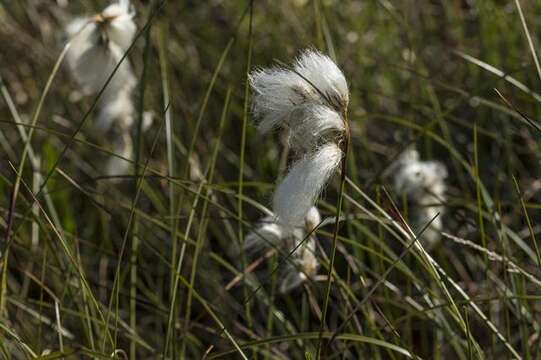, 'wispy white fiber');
249,67,318,134
66,0,139,135
243,216,284,253
106,132,133,180
304,206,322,233
273,143,342,227
249,49,348,136
280,235,319,294
65,1,136,95
288,104,345,150
391,148,448,246
293,49,349,111
100,0,136,51
97,86,135,131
